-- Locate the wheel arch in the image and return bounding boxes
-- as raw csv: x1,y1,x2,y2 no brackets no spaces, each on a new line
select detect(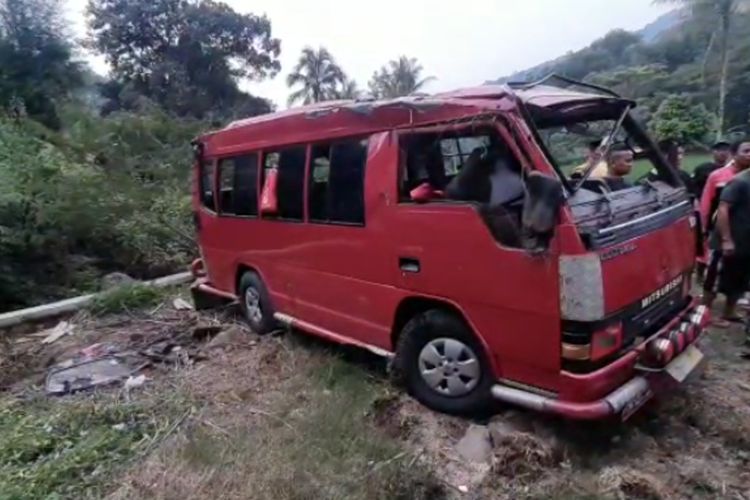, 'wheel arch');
234,262,269,296
390,295,498,376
